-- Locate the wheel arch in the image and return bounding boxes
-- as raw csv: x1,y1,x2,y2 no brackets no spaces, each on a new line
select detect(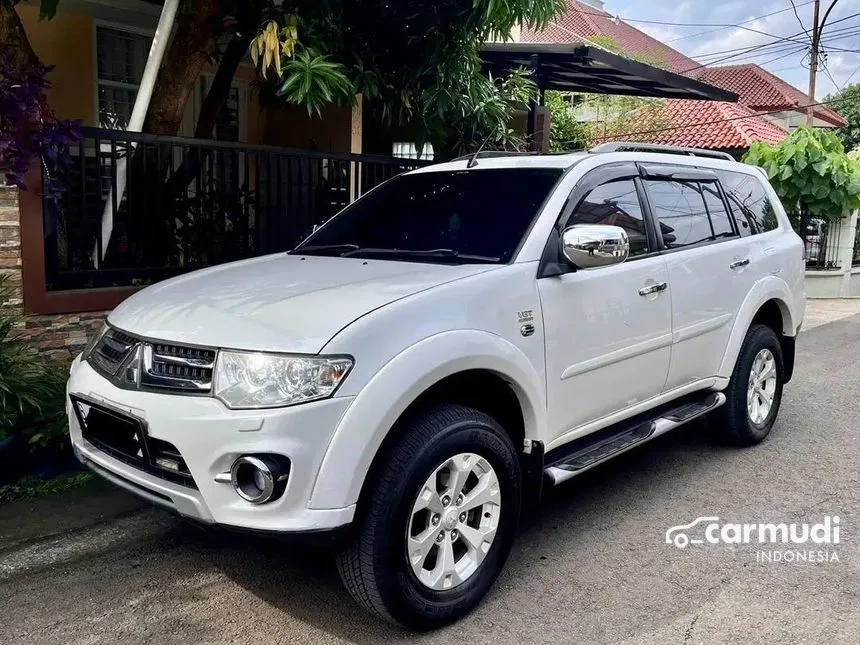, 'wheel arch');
718,278,800,382
308,330,546,511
